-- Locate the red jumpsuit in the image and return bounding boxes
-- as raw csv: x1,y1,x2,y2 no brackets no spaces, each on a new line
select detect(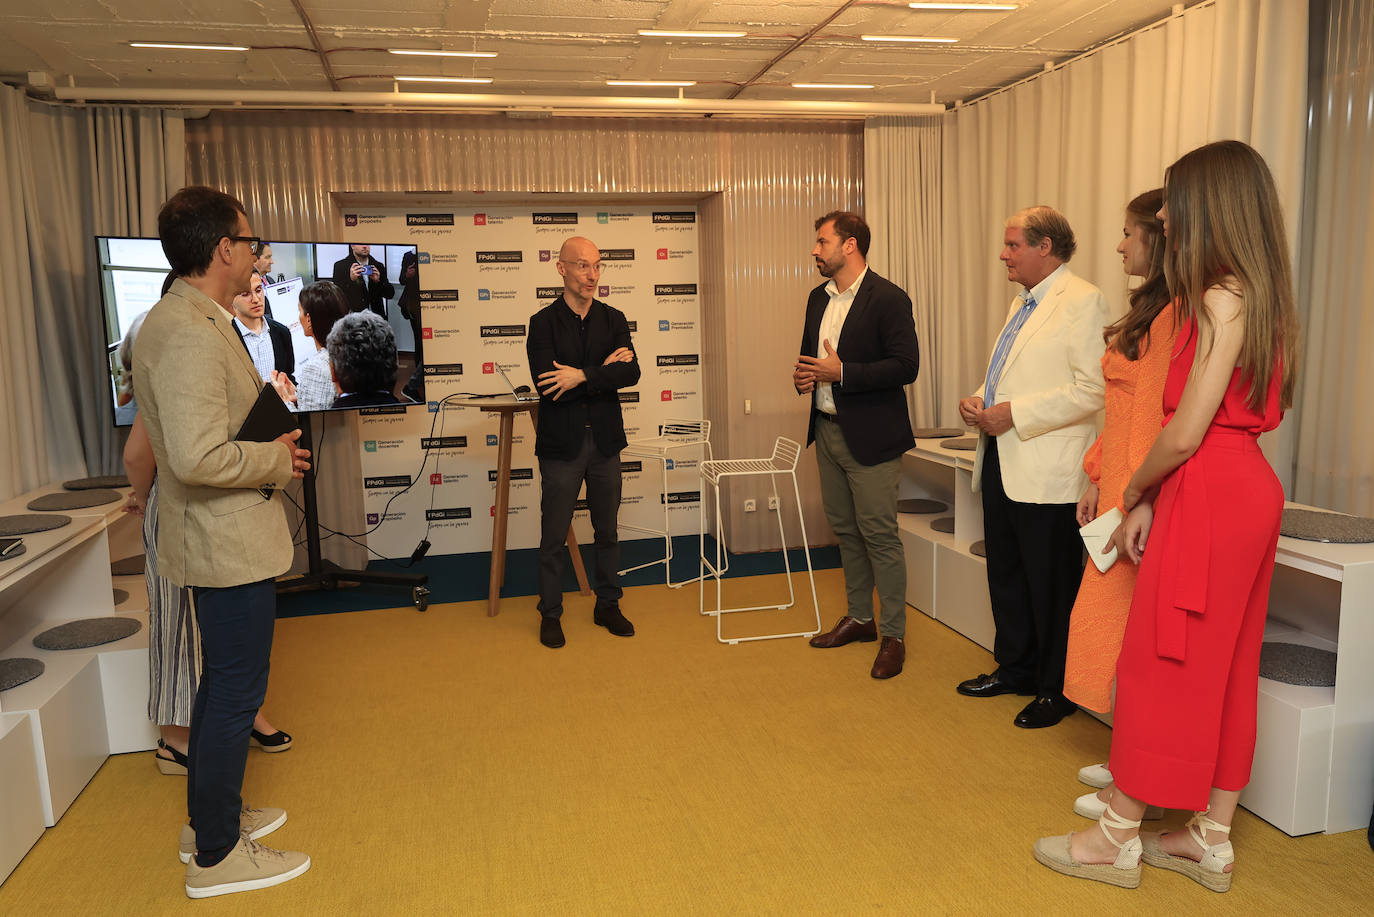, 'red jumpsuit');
1108,321,1283,811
